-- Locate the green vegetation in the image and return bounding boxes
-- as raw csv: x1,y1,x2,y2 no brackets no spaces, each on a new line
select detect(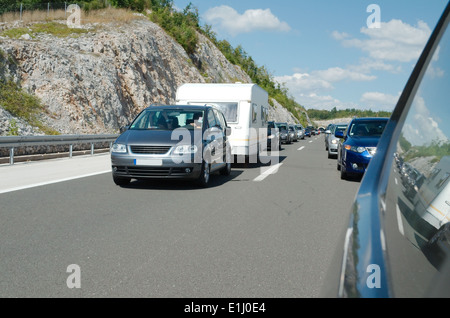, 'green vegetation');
403,140,450,163
307,107,392,121
1,22,88,39
0,80,59,135
147,2,200,55
7,118,19,136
